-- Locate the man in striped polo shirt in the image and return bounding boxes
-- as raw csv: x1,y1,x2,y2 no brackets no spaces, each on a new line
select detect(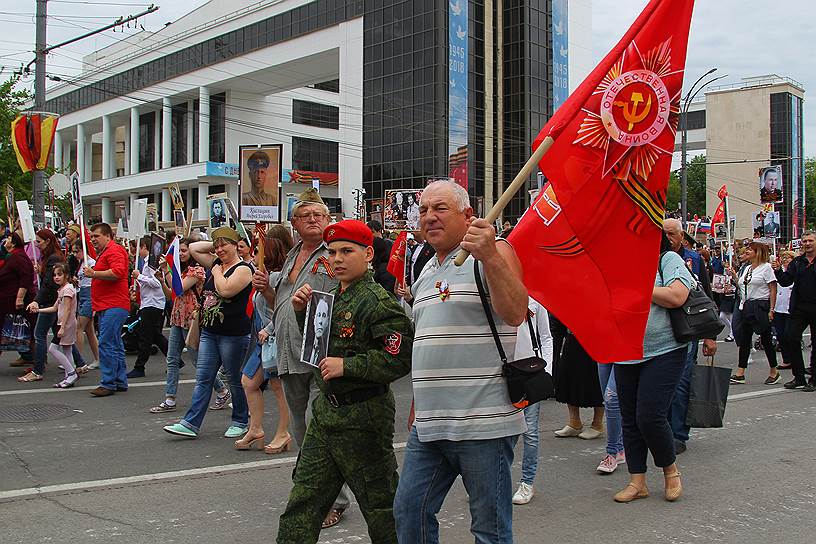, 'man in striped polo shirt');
393,180,529,543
